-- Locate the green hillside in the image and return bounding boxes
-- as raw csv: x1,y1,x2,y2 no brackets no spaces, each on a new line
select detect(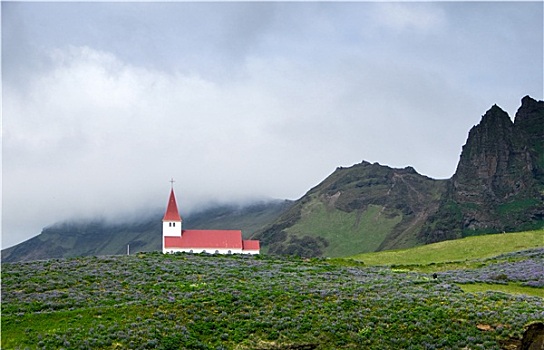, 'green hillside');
1,219,162,262
348,229,544,266
254,161,446,257
286,196,402,257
